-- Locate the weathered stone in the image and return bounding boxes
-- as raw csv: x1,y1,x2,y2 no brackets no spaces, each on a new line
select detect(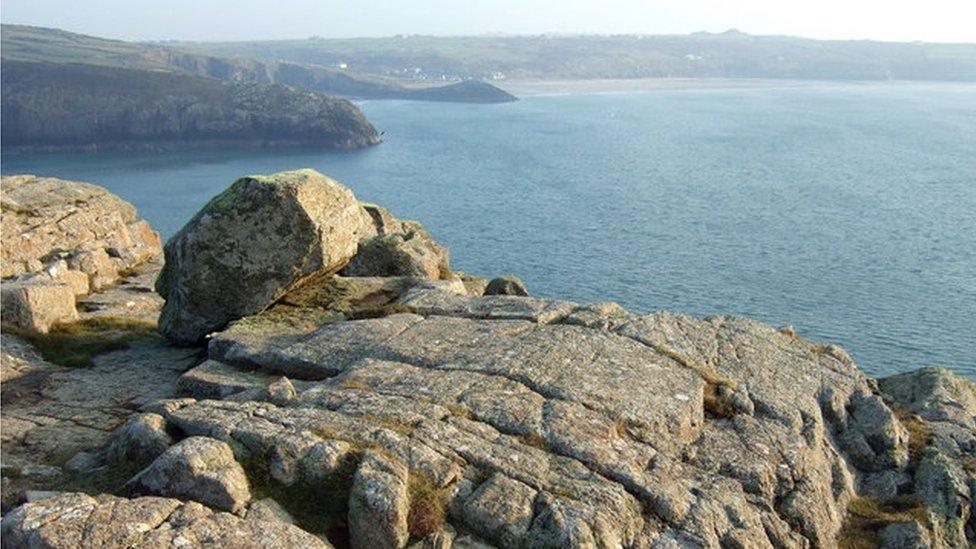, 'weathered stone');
0,279,77,333
178,359,279,399
104,413,173,465
348,450,410,549
342,231,449,279
125,436,251,513
40,260,90,296
560,301,632,330
461,473,536,547
483,276,528,296
67,247,118,291
879,520,931,549
454,272,488,297
246,497,295,524
156,169,373,344
0,493,330,548
193,293,921,547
